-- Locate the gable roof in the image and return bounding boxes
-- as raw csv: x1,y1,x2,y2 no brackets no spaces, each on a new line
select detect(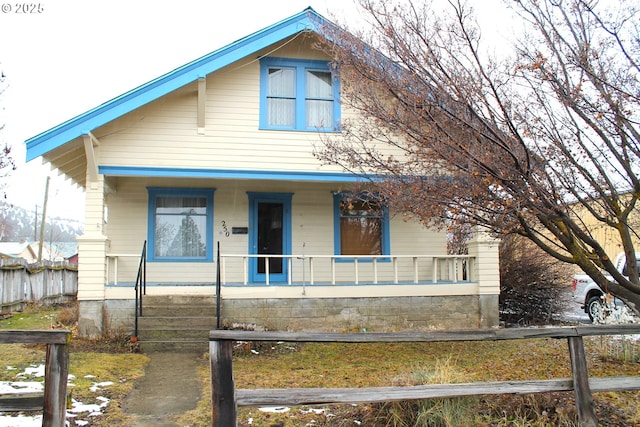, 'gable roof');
0,241,76,262
25,7,329,162
0,241,33,258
